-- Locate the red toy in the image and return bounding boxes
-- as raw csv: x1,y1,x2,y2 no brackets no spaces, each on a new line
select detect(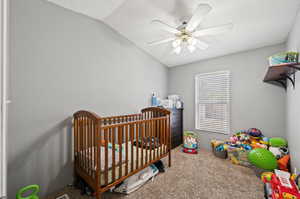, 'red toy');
264,171,300,199
182,148,198,154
